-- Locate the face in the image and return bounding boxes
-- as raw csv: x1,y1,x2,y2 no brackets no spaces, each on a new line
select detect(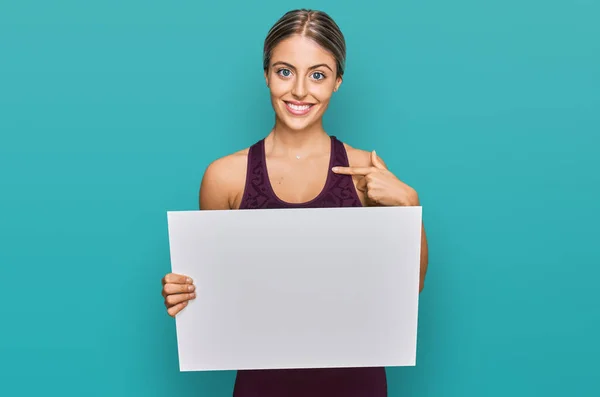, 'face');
264,34,342,131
